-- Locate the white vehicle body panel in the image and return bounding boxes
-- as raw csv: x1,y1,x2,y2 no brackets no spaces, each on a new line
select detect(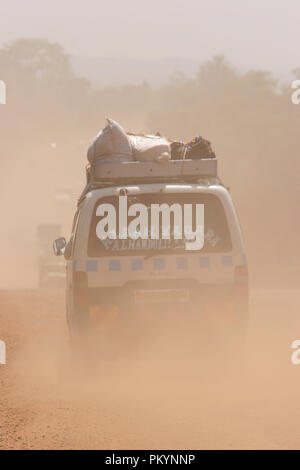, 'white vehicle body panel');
69,184,246,289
